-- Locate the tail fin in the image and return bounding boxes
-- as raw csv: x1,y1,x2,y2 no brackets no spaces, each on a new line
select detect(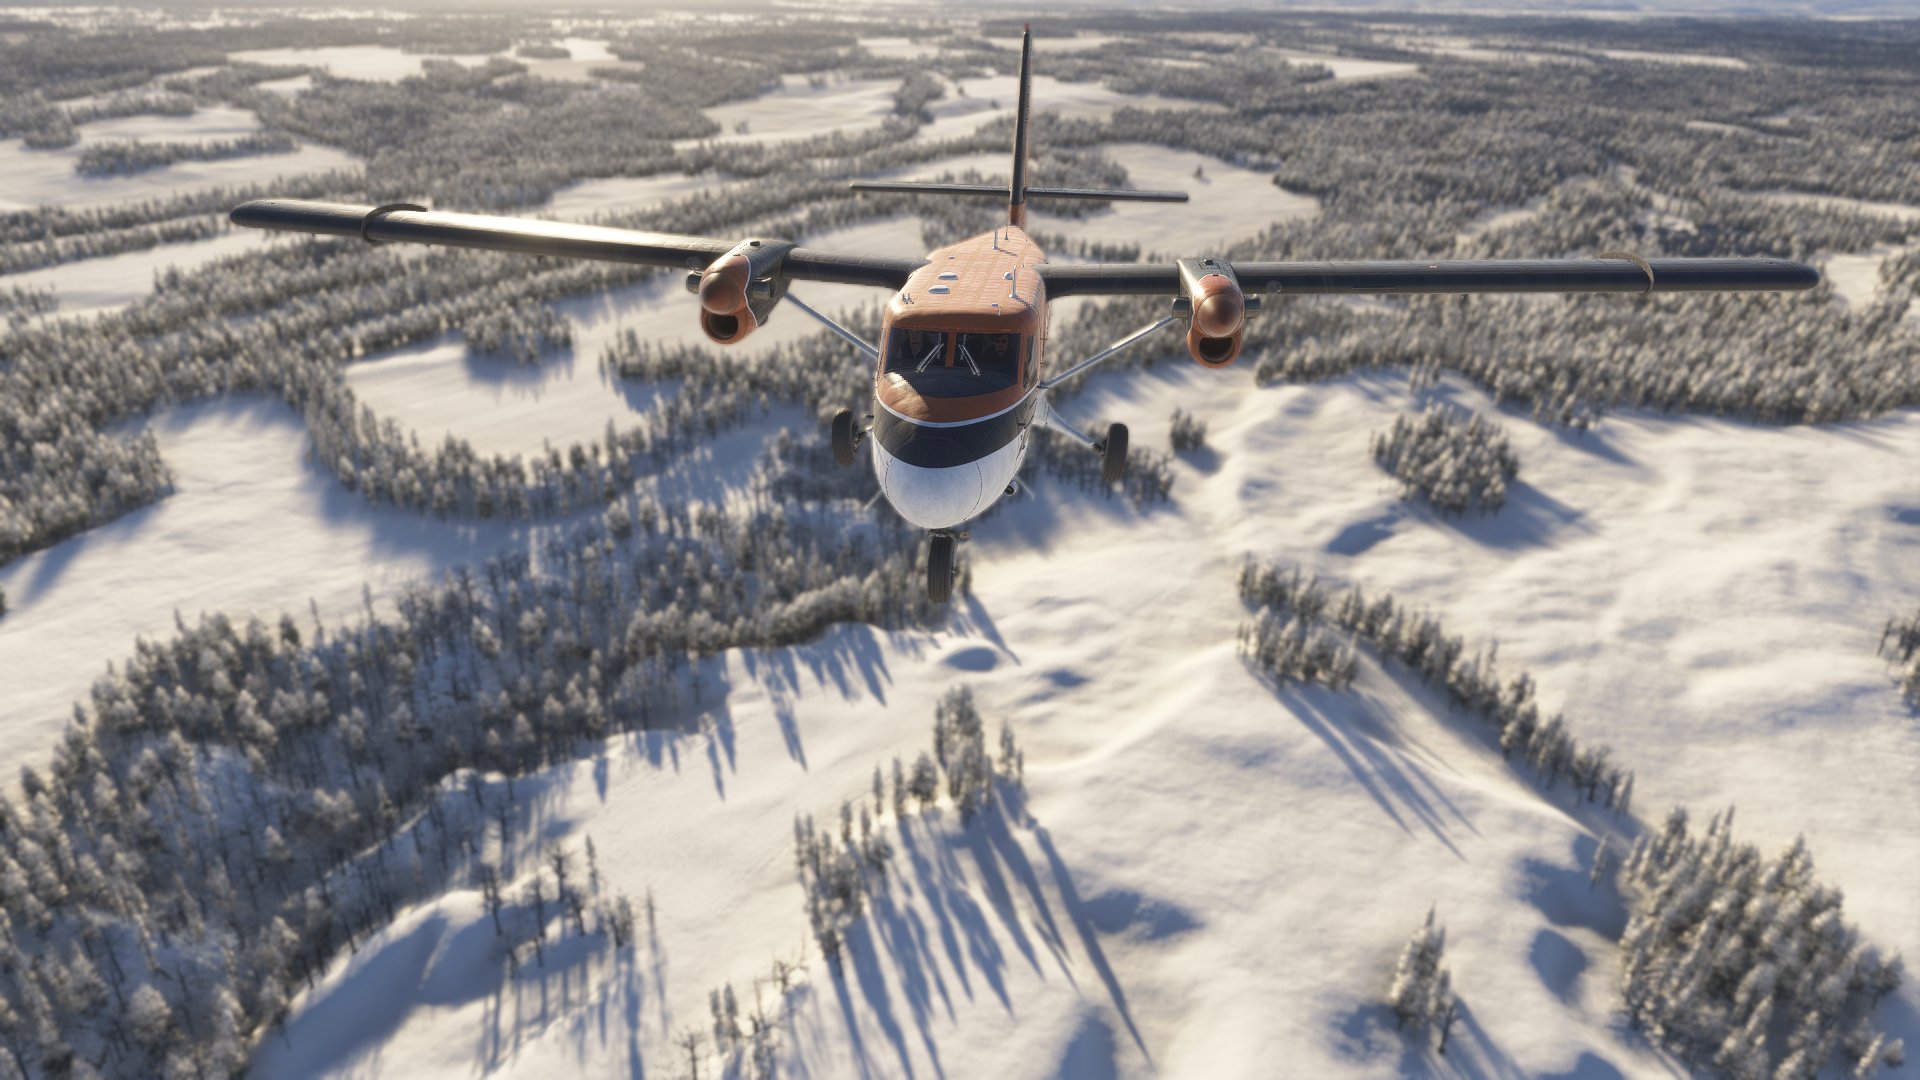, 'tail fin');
1008,24,1034,228
845,26,1191,211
